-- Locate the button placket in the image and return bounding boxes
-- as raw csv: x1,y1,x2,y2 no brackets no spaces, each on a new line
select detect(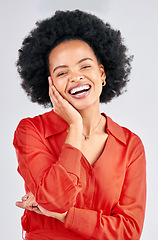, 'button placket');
86,199,91,205
89,169,93,175
81,156,95,208
85,168,94,207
